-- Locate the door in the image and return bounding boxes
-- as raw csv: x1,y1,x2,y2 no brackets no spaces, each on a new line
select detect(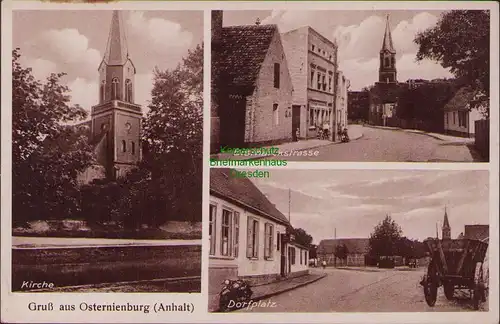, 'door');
292,105,301,140
288,247,293,274
219,97,246,147
280,236,287,277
